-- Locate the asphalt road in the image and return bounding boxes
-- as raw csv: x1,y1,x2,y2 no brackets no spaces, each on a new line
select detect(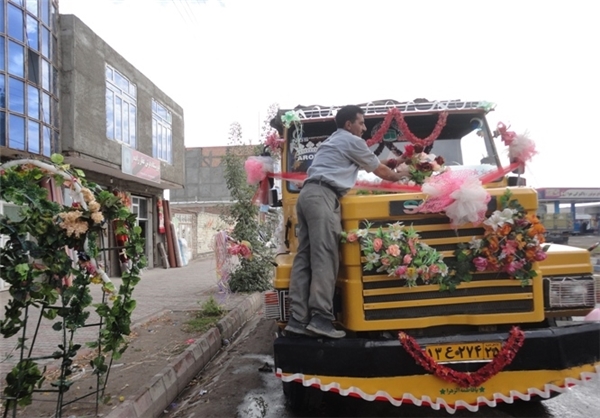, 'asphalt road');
163,316,599,418
162,234,600,417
